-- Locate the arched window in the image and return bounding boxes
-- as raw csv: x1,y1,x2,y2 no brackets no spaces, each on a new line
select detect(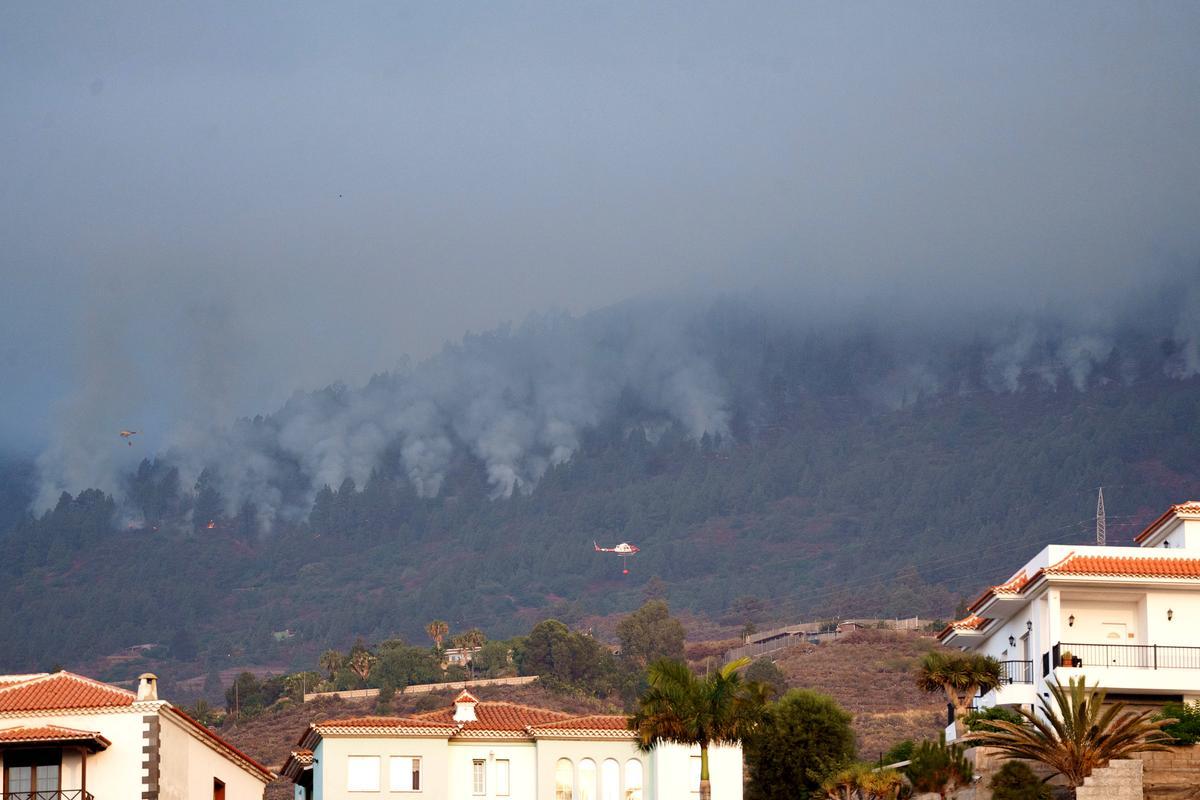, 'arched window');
579,758,597,800
624,759,643,800
601,759,620,800
555,758,574,800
